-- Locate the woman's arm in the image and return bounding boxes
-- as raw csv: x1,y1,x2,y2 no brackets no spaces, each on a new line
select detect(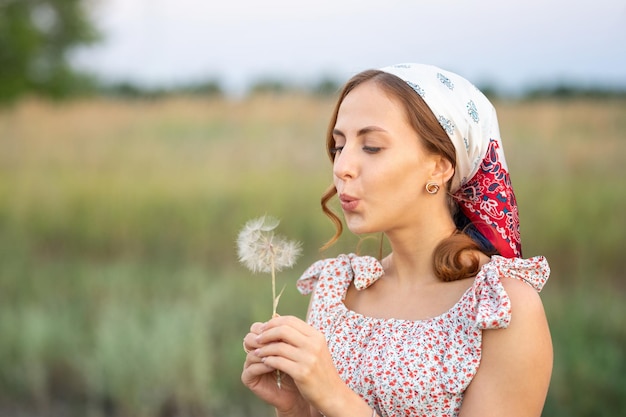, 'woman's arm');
459,277,553,417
